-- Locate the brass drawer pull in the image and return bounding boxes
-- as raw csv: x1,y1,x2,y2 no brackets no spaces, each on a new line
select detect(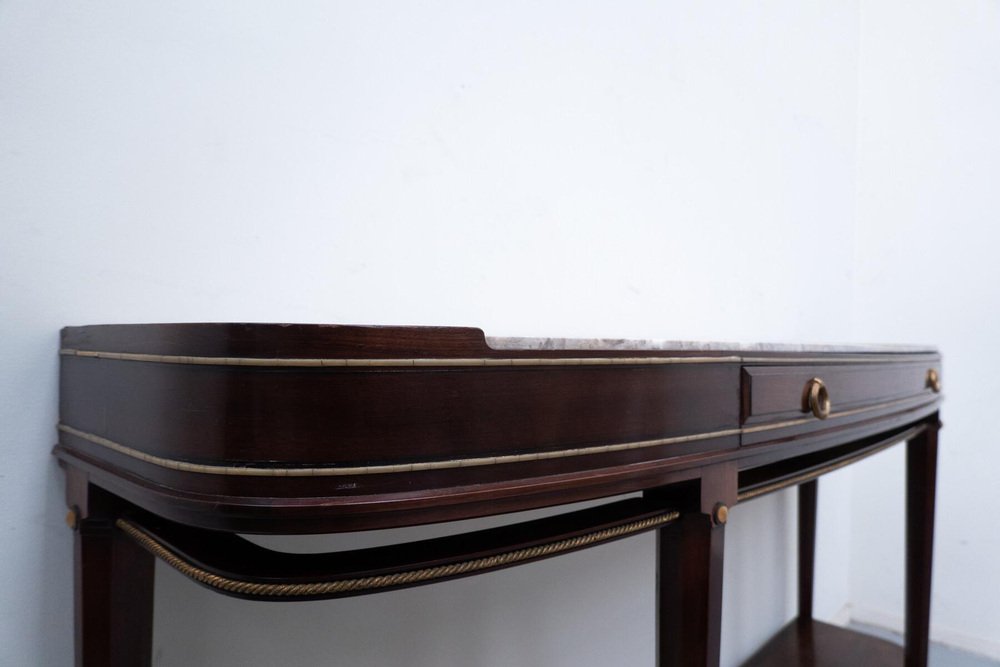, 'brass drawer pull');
927,368,941,393
803,378,831,420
